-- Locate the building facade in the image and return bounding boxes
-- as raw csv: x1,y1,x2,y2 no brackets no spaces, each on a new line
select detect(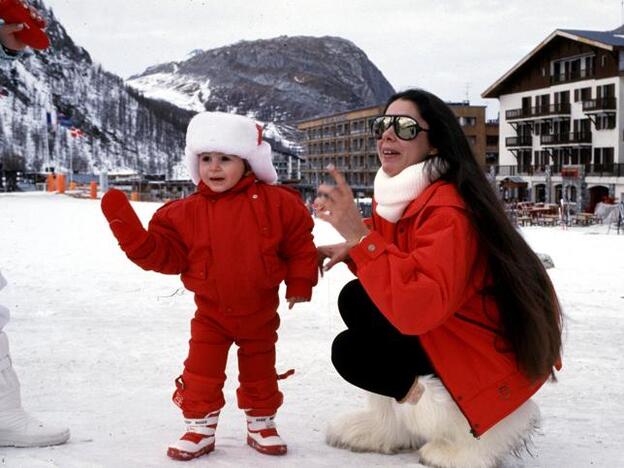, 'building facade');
448,102,488,166
297,102,493,198
483,25,624,210
486,119,500,165
297,105,384,199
